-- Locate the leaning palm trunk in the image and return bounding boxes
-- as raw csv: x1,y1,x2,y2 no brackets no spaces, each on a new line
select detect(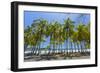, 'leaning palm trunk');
67,39,70,54
31,46,35,55
36,47,39,55
82,41,85,55
47,47,50,55
75,43,77,53
54,41,56,55
83,41,86,53
35,45,37,55
84,42,88,55
52,44,54,55
50,41,52,55
70,41,73,54
80,42,83,54
73,43,75,53
66,40,68,55
28,46,32,57
77,42,80,53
